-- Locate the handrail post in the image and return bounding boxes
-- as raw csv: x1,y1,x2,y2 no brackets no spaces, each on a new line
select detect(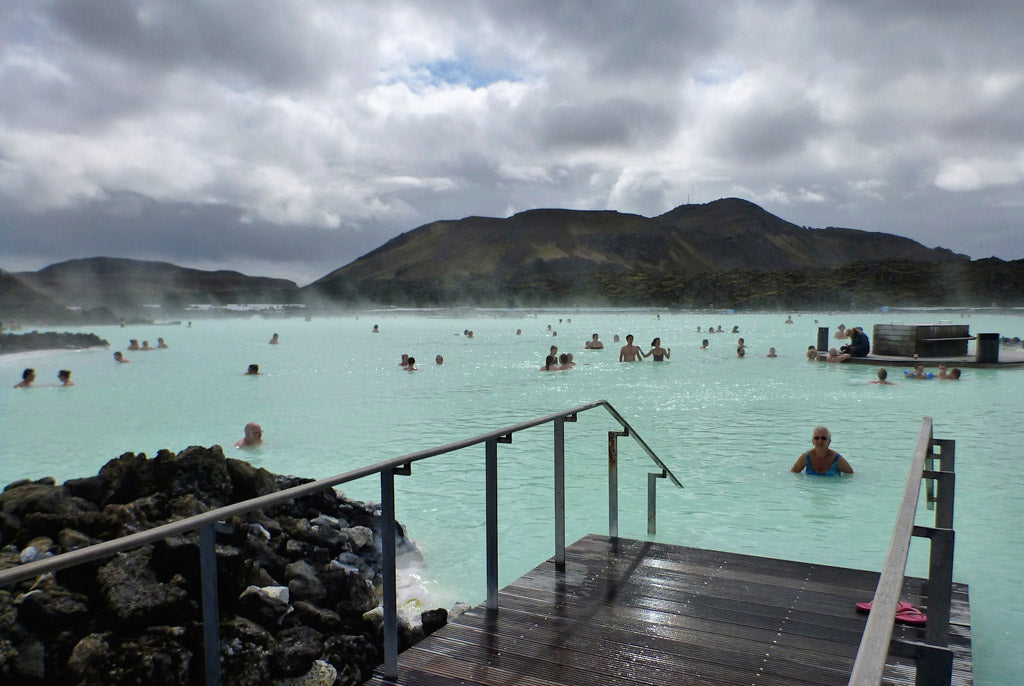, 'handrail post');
199,523,221,686
553,418,566,567
913,524,955,647
608,430,626,538
485,437,499,609
380,468,399,681
647,470,665,536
